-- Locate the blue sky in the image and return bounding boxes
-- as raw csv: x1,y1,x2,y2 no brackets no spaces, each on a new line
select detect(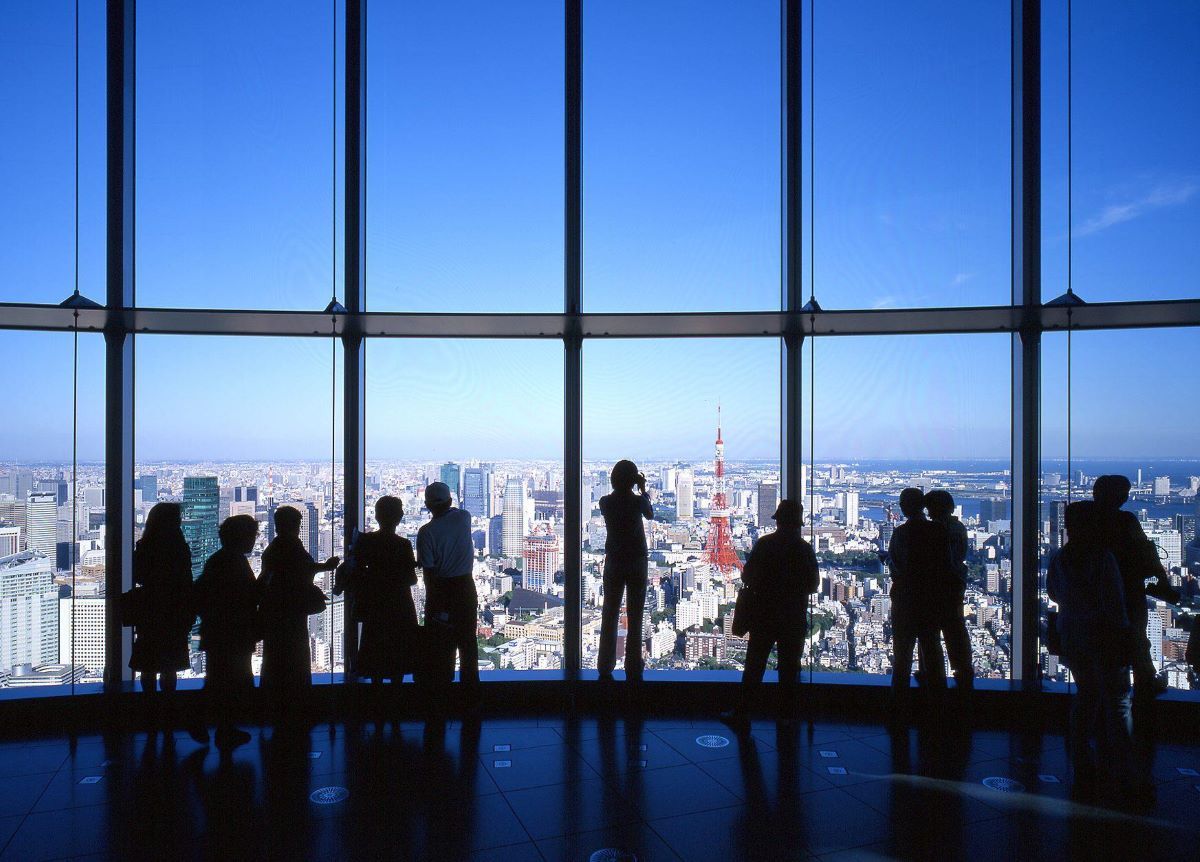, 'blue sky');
2,1,1197,462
